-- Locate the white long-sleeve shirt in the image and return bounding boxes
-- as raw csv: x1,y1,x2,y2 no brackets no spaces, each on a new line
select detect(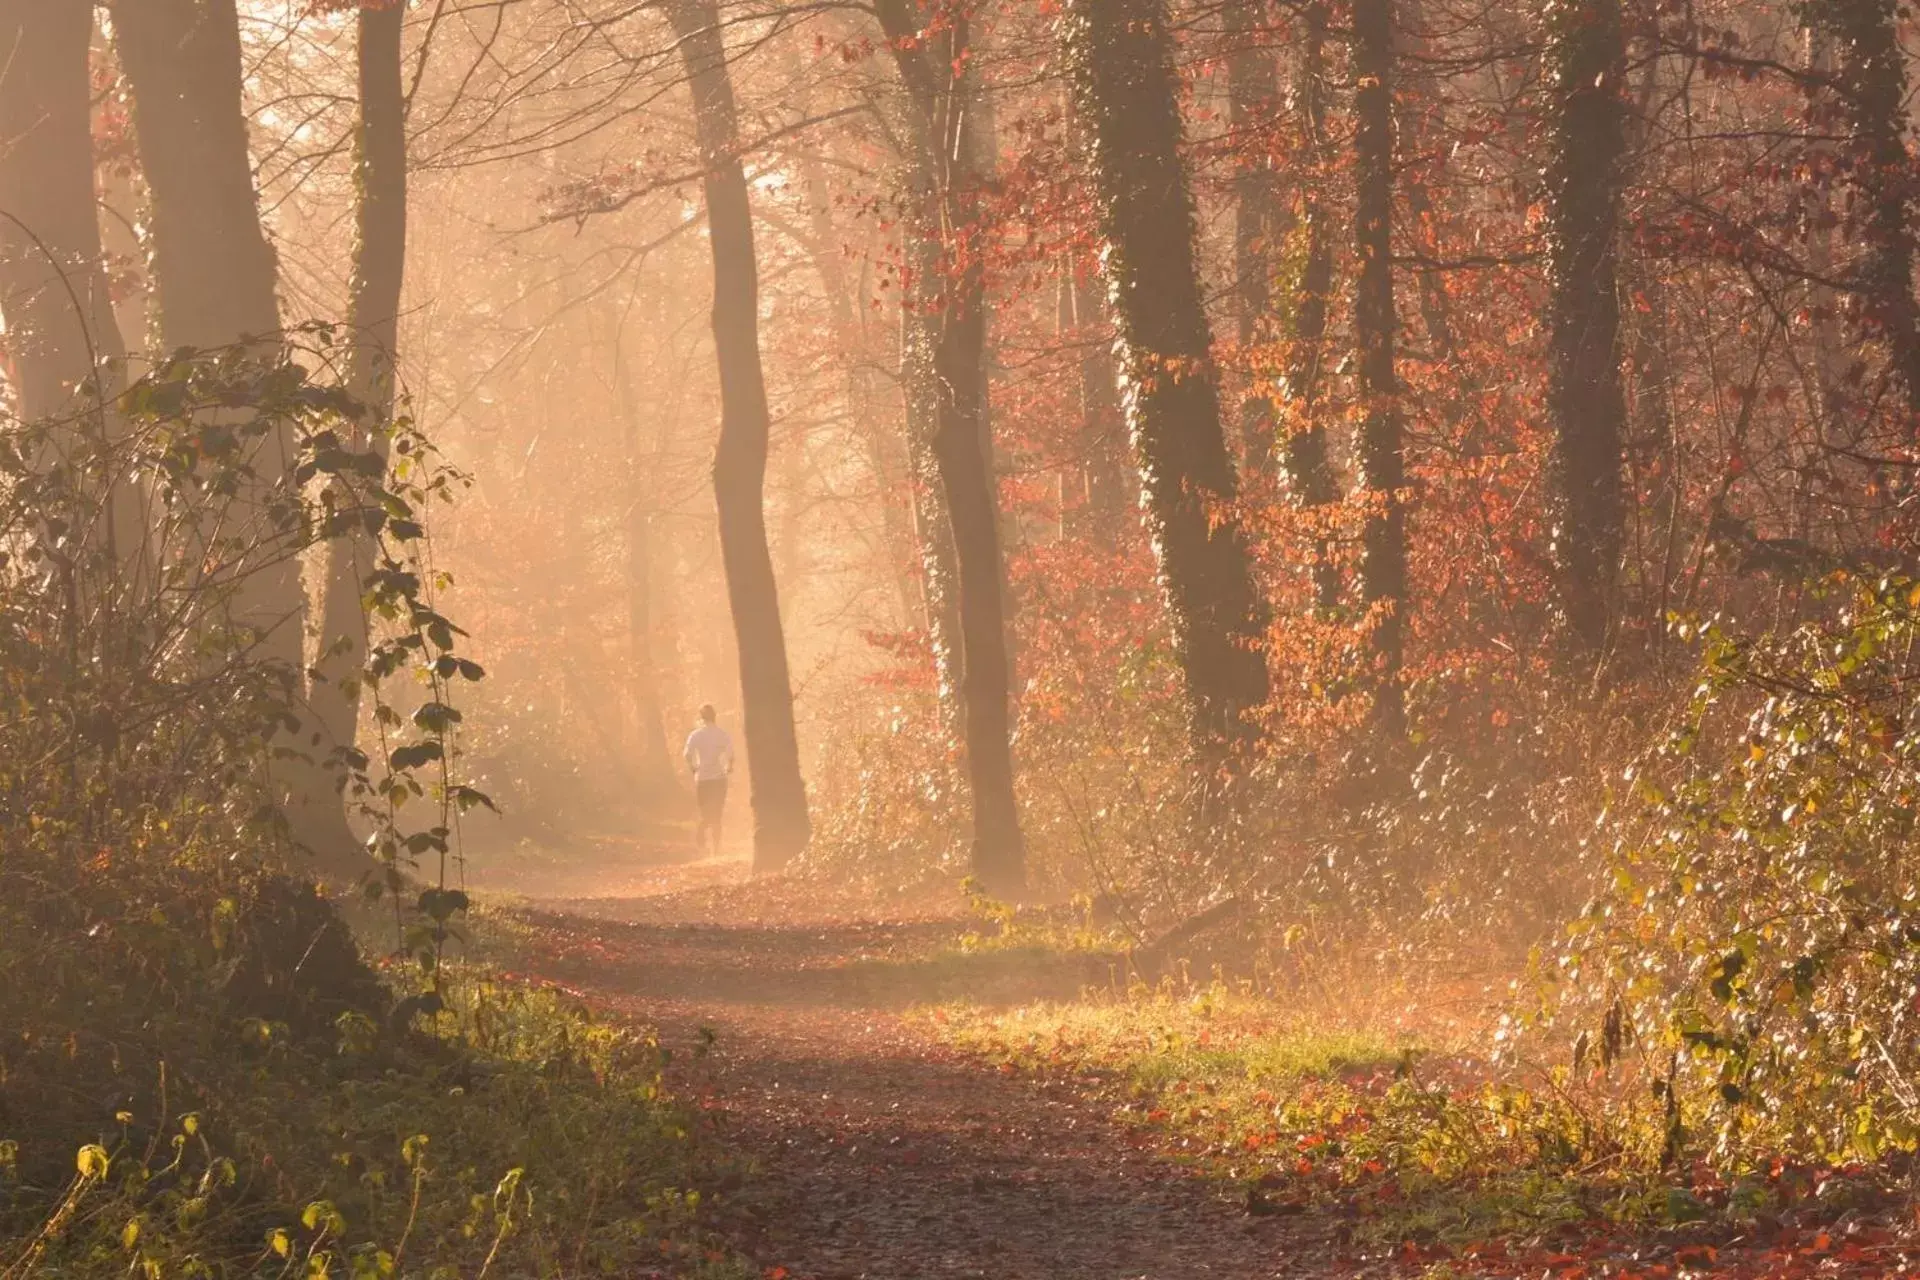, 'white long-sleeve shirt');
683,723,734,782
